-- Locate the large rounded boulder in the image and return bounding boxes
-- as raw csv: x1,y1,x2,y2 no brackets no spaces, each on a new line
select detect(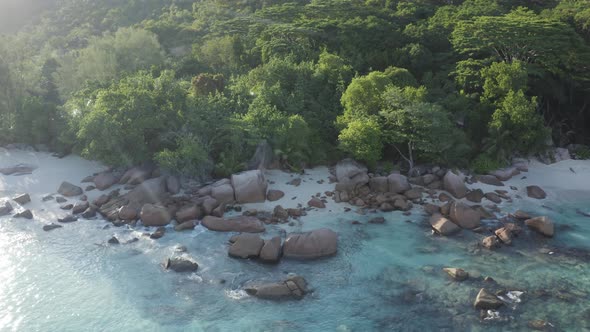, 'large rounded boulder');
211,179,235,204
231,170,267,203
140,204,172,226
443,171,468,199
283,228,338,259
388,174,411,194
93,172,118,191
449,202,481,229
58,181,83,197
525,216,554,237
